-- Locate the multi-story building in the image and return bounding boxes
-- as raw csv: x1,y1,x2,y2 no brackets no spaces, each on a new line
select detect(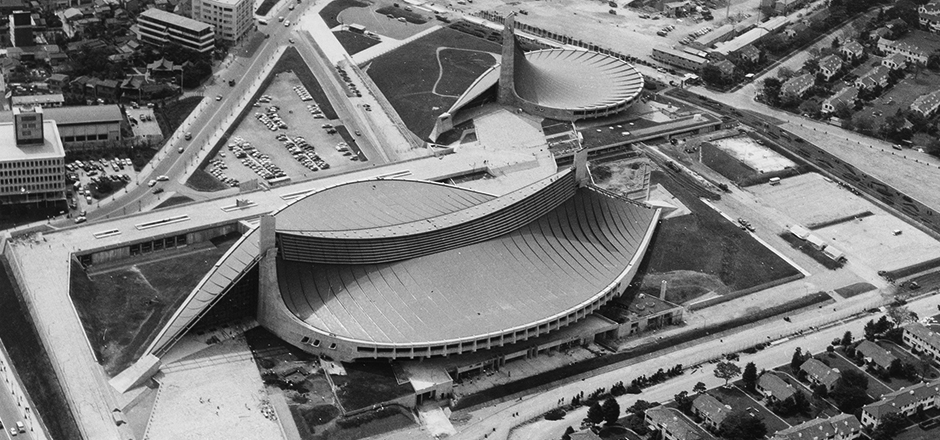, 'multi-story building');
0,107,66,205
919,1,940,32
692,394,732,431
8,10,33,47
840,41,864,61
781,73,815,98
903,322,940,360
882,53,908,71
909,91,940,118
137,8,215,54
878,38,928,65
652,47,708,73
192,0,252,43
0,105,124,150
861,379,940,427
818,54,843,81
854,66,890,91
738,45,761,64
772,414,862,440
